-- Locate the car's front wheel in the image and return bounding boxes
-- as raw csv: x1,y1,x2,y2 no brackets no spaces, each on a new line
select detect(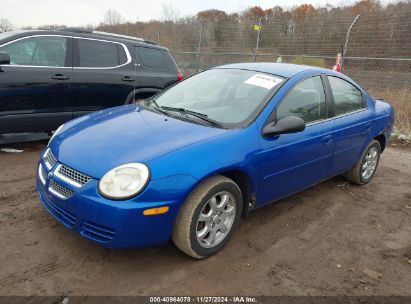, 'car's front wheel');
172,175,243,259
345,140,381,185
